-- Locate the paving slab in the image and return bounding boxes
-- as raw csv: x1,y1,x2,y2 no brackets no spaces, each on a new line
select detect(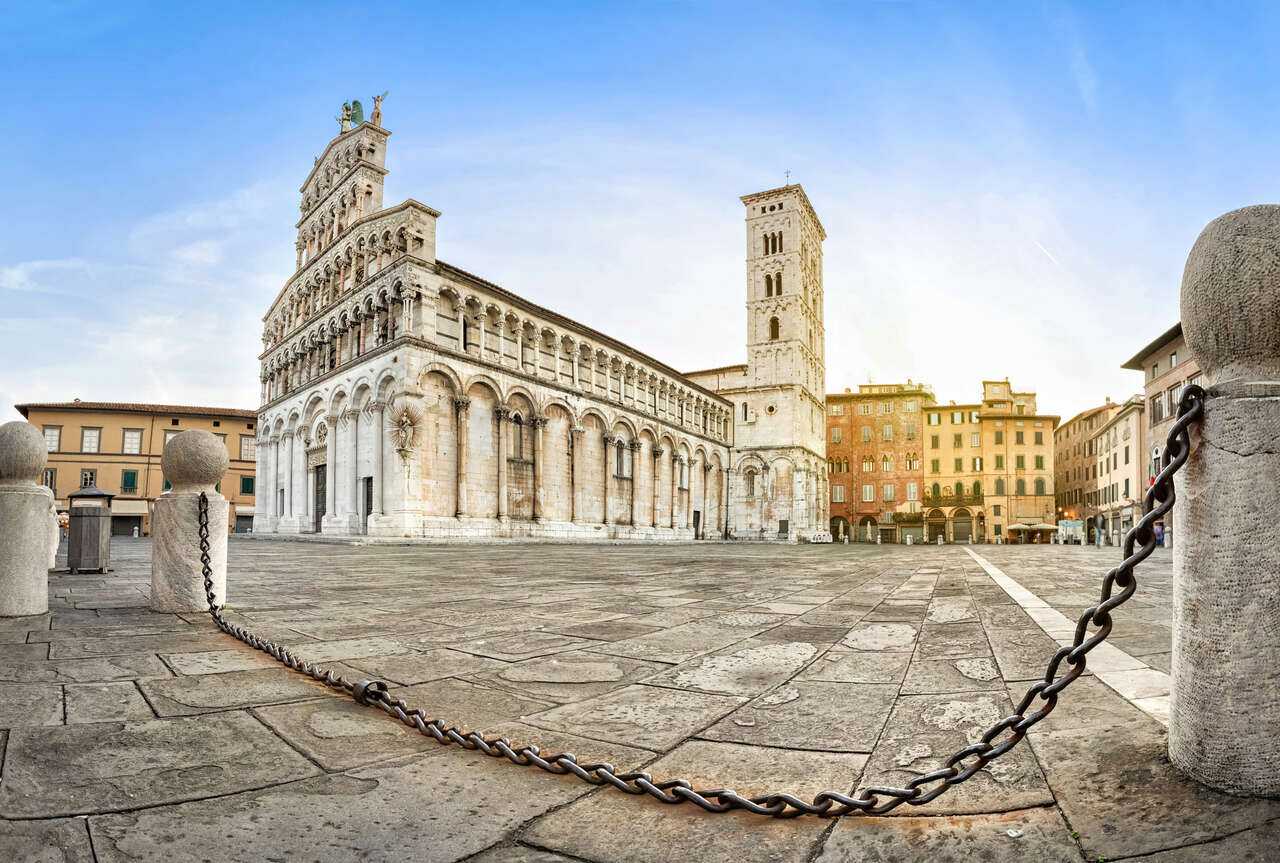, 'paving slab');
138,667,339,716
65,682,154,724
161,646,288,675
389,678,556,733
0,816,95,862
89,749,597,863
0,683,63,728
525,740,866,863
527,683,744,751
701,681,897,752
253,696,441,770
472,650,666,704
900,656,1004,695
643,638,819,696
796,649,912,684
345,647,509,686
859,692,1054,815
1029,721,1280,860
815,805,1083,861
0,711,319,817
